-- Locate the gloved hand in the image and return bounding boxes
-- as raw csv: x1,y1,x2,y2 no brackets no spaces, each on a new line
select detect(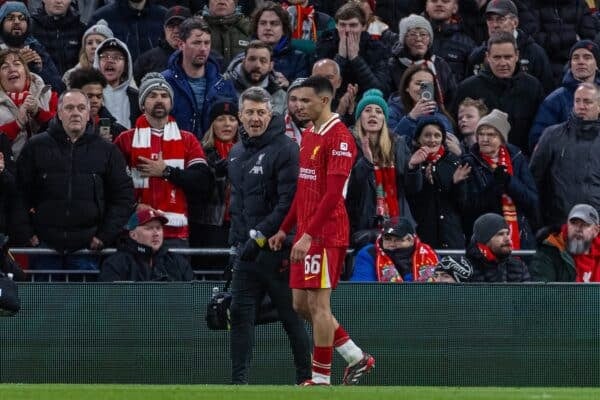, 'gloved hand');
223,246,239,281
214,158,228,178
493,166,510,187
